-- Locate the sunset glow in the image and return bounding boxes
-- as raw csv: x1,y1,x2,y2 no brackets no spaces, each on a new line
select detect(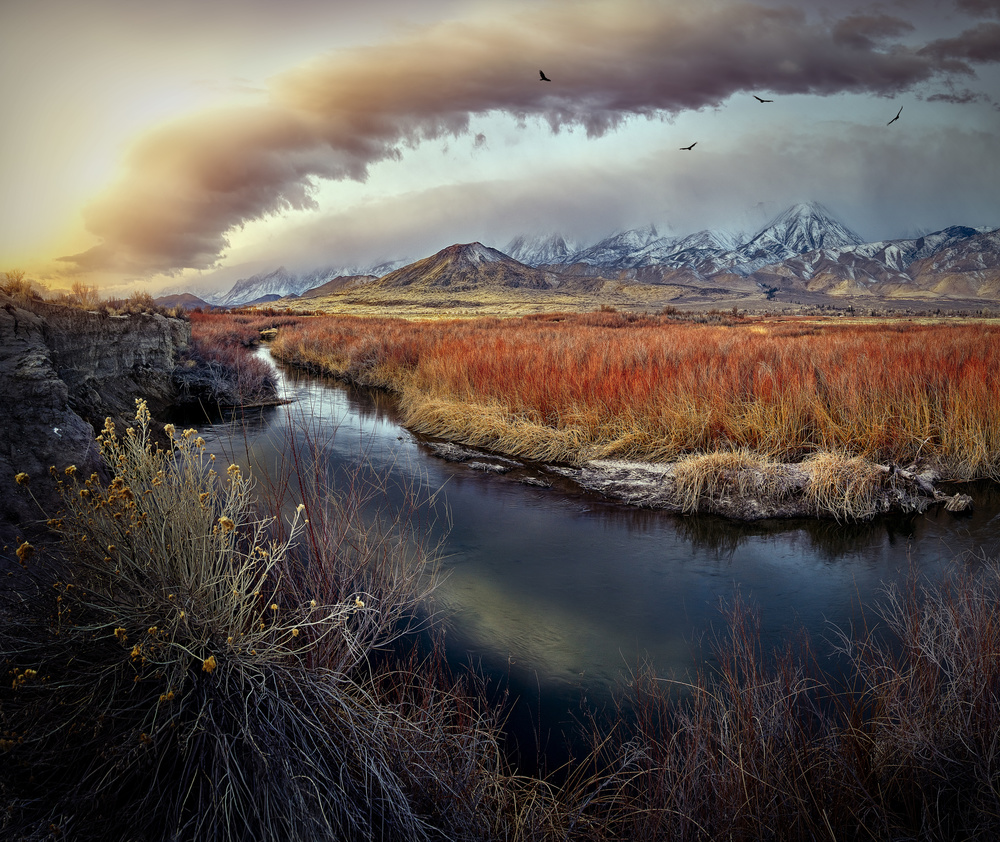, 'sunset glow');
3,0,999,297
